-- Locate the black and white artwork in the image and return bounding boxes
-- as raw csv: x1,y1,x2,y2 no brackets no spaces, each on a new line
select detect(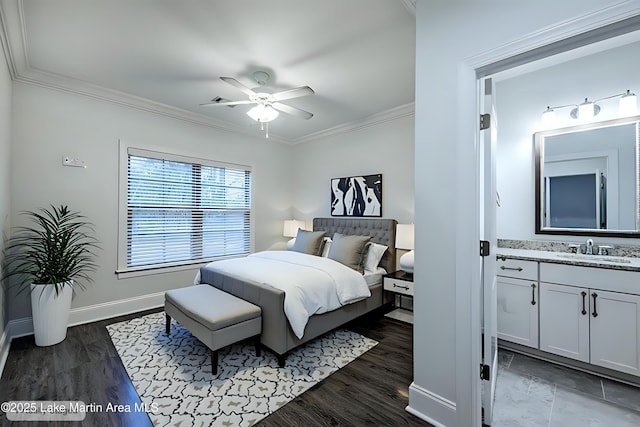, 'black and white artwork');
331,174,382,217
